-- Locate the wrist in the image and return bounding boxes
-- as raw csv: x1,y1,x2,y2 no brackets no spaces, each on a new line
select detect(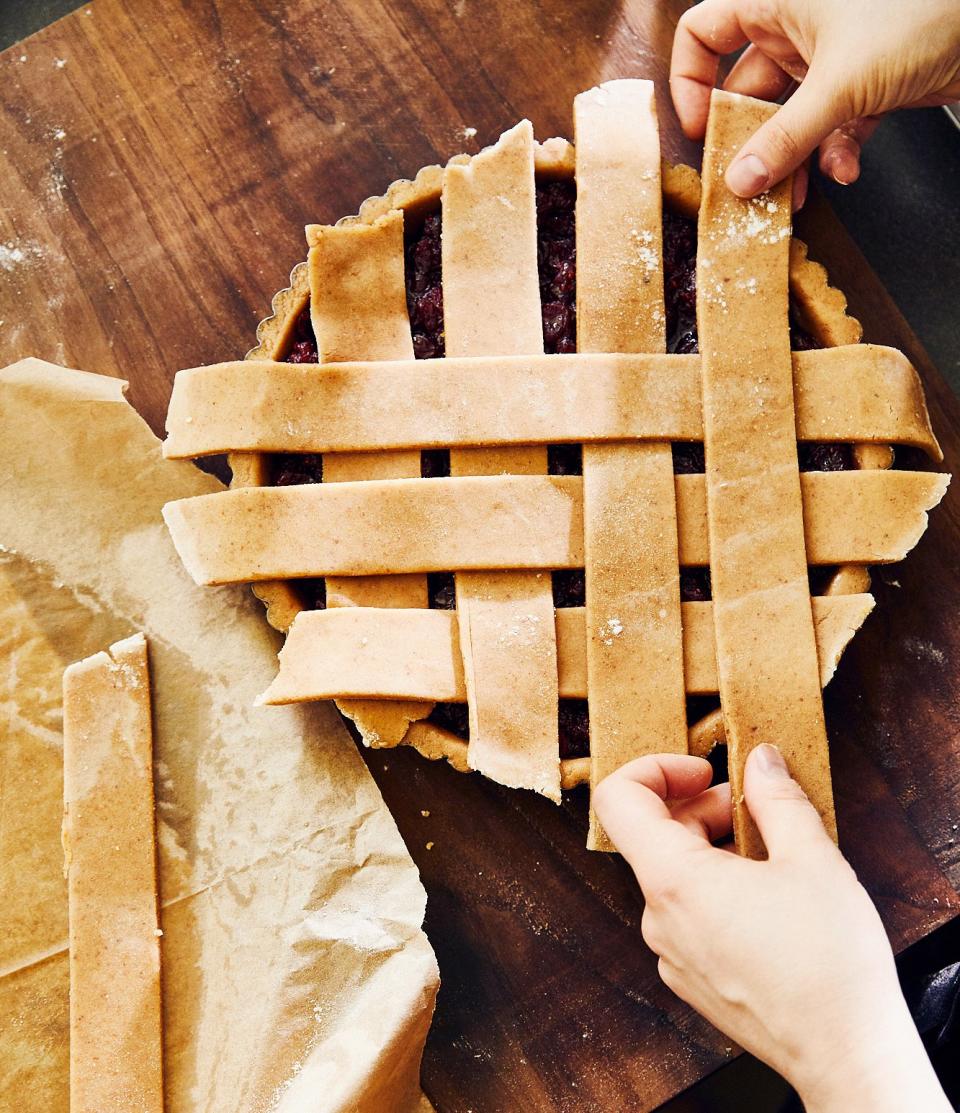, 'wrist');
790,995,950,1113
